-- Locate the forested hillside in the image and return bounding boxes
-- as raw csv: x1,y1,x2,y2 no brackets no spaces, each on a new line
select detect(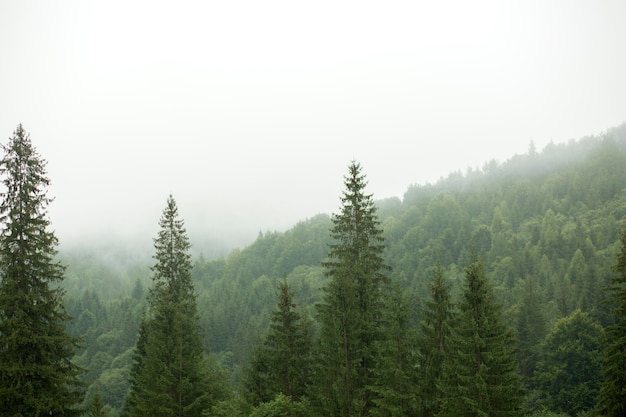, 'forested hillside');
60,124,626,416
